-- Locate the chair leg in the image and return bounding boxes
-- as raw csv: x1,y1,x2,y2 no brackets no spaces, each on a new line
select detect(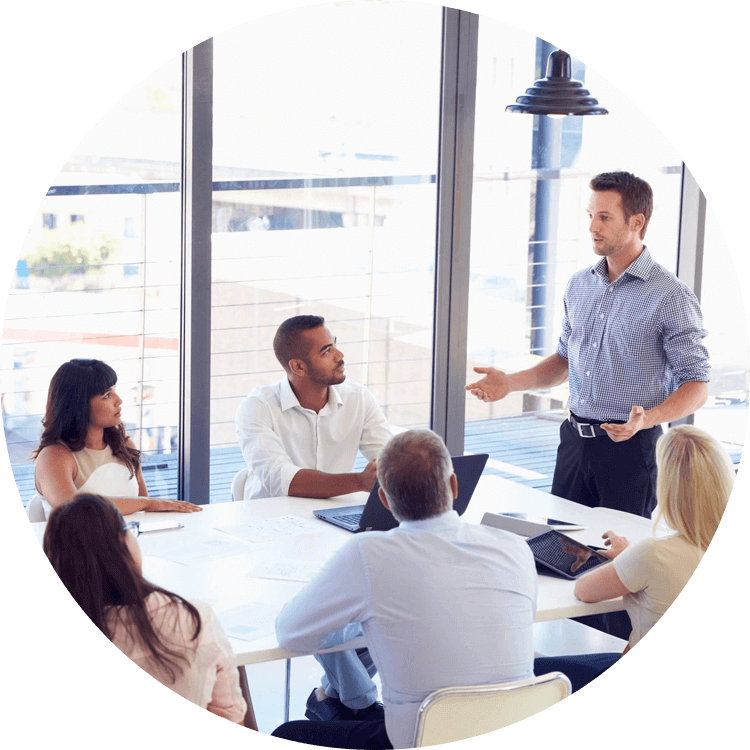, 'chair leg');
238,665,259,730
